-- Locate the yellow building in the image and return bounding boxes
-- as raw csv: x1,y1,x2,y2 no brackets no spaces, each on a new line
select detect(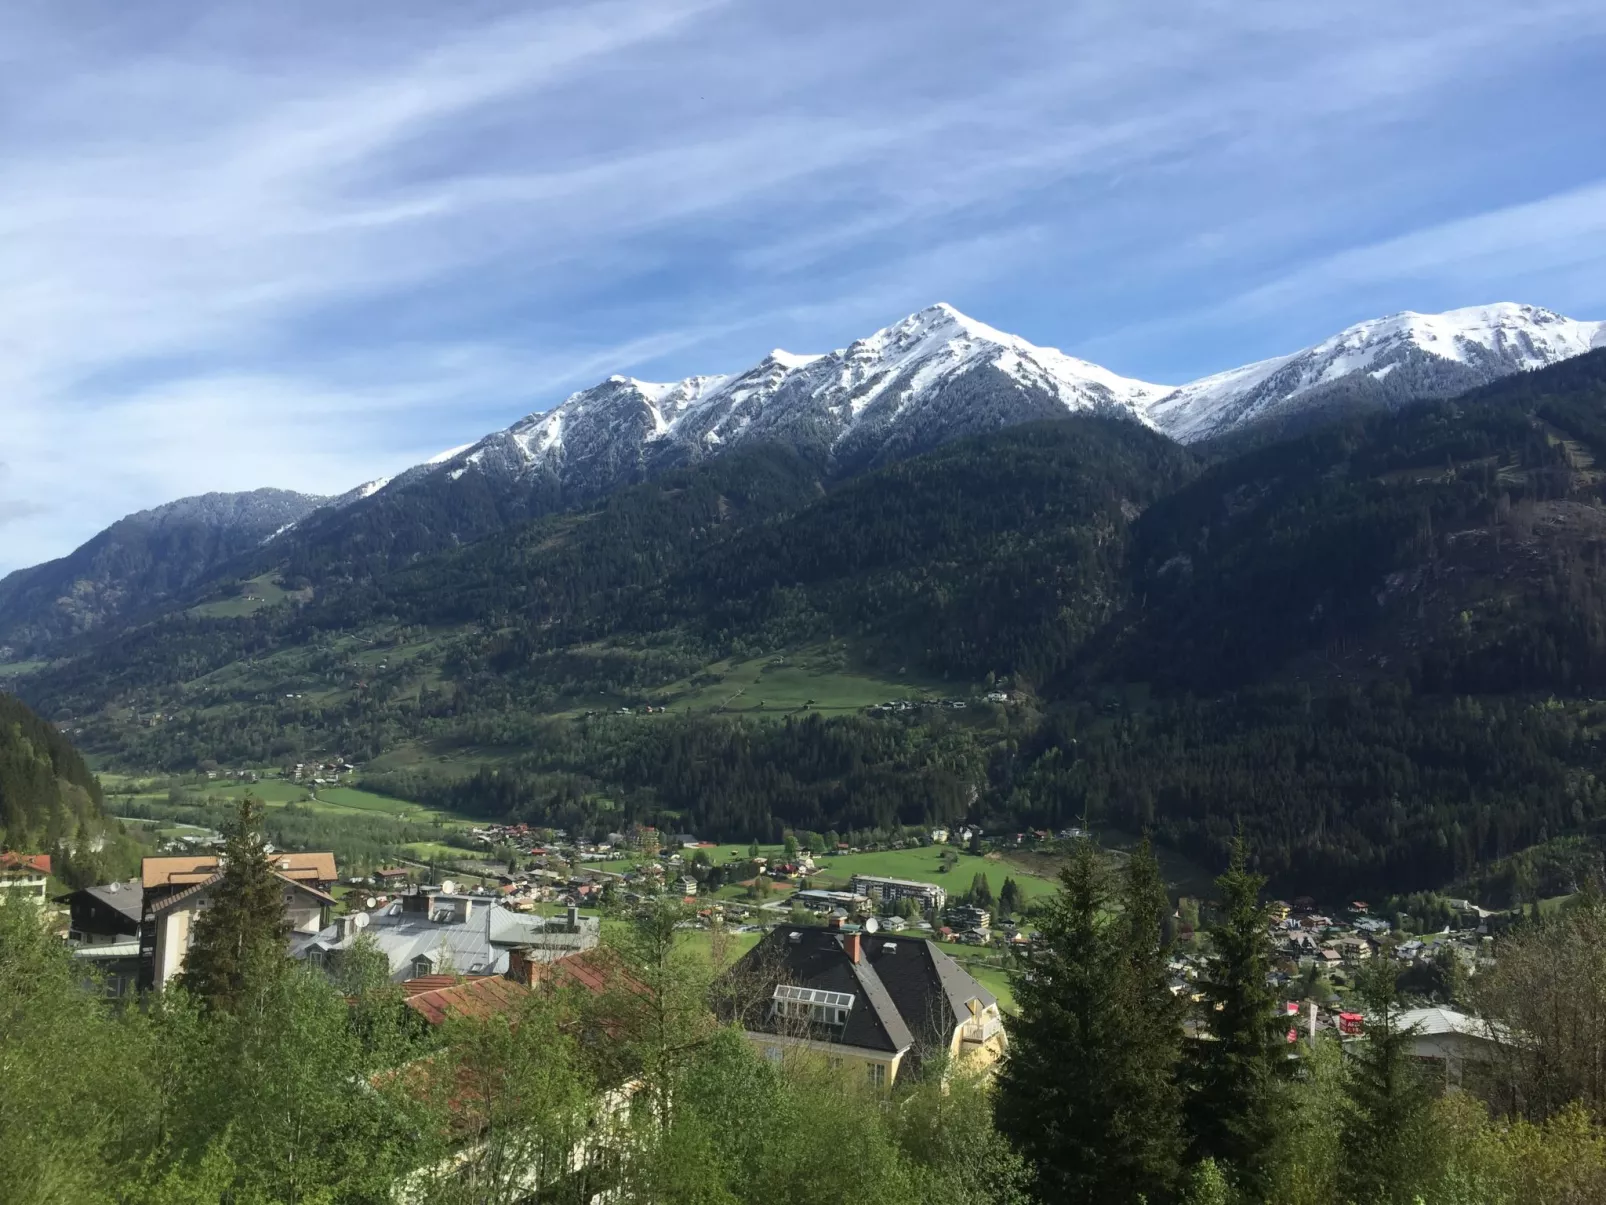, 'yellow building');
723,925,1006,1087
